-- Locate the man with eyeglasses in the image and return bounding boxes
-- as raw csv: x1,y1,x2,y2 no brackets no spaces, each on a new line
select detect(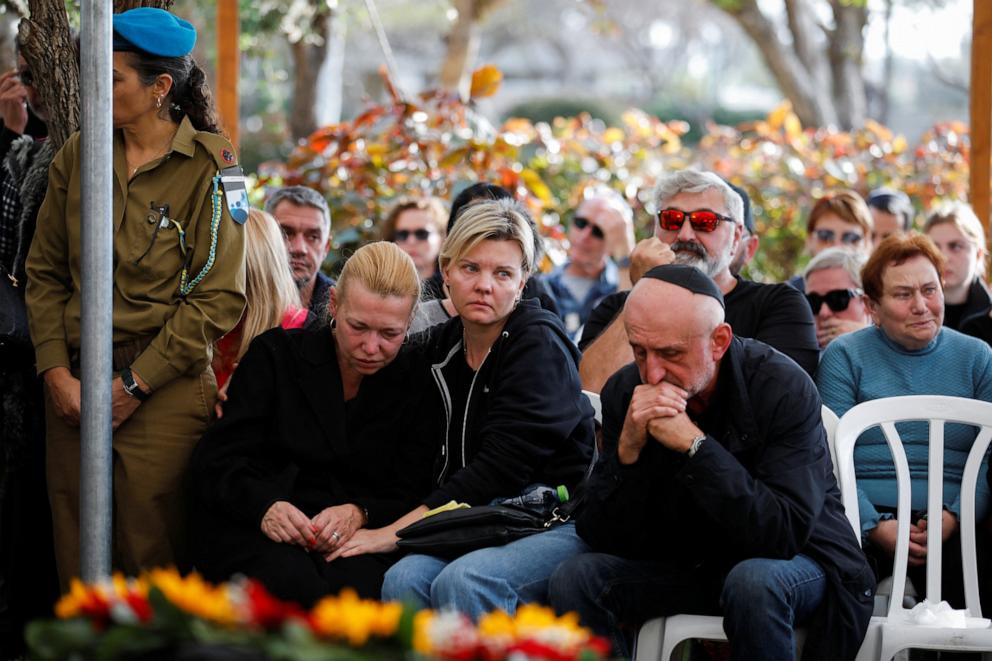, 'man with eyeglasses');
786,190,874,291
802,248,871,349
542,187,635,339
578,170,818,393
